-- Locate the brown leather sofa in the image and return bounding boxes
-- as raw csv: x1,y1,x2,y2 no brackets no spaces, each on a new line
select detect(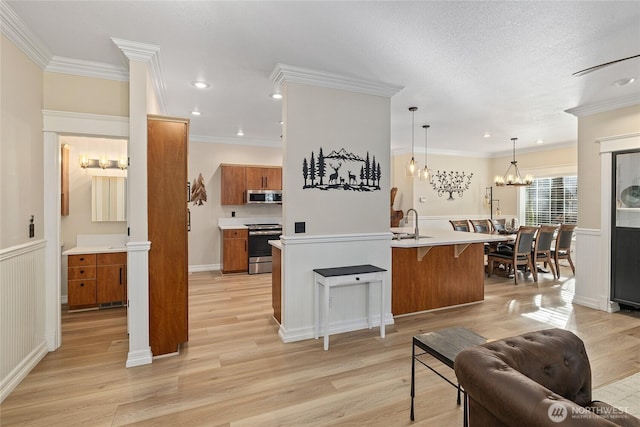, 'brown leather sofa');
454,329,640,426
